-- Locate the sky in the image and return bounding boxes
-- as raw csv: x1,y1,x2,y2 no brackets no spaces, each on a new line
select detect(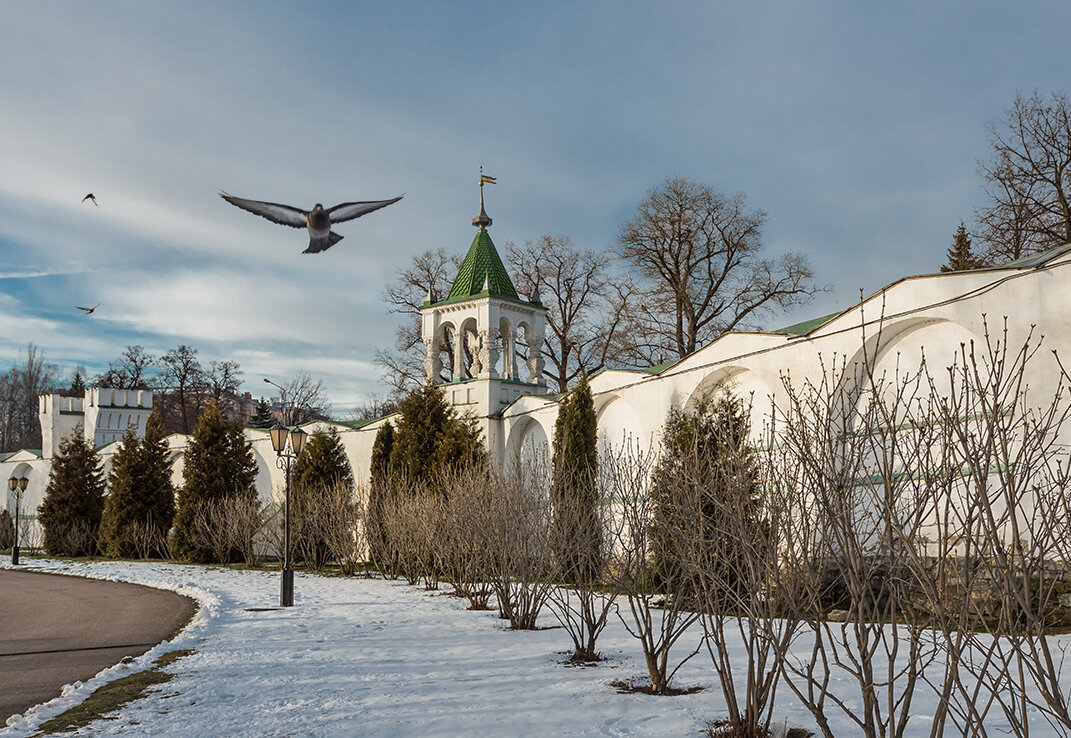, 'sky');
1,1,1067,415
